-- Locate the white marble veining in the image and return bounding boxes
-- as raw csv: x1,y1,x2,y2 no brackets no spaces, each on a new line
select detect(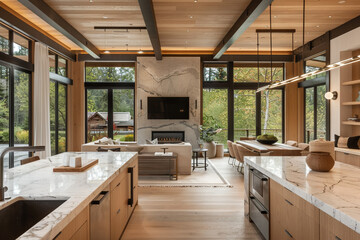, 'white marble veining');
1,151,137,240
136,57,201,147
245,156,360,234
